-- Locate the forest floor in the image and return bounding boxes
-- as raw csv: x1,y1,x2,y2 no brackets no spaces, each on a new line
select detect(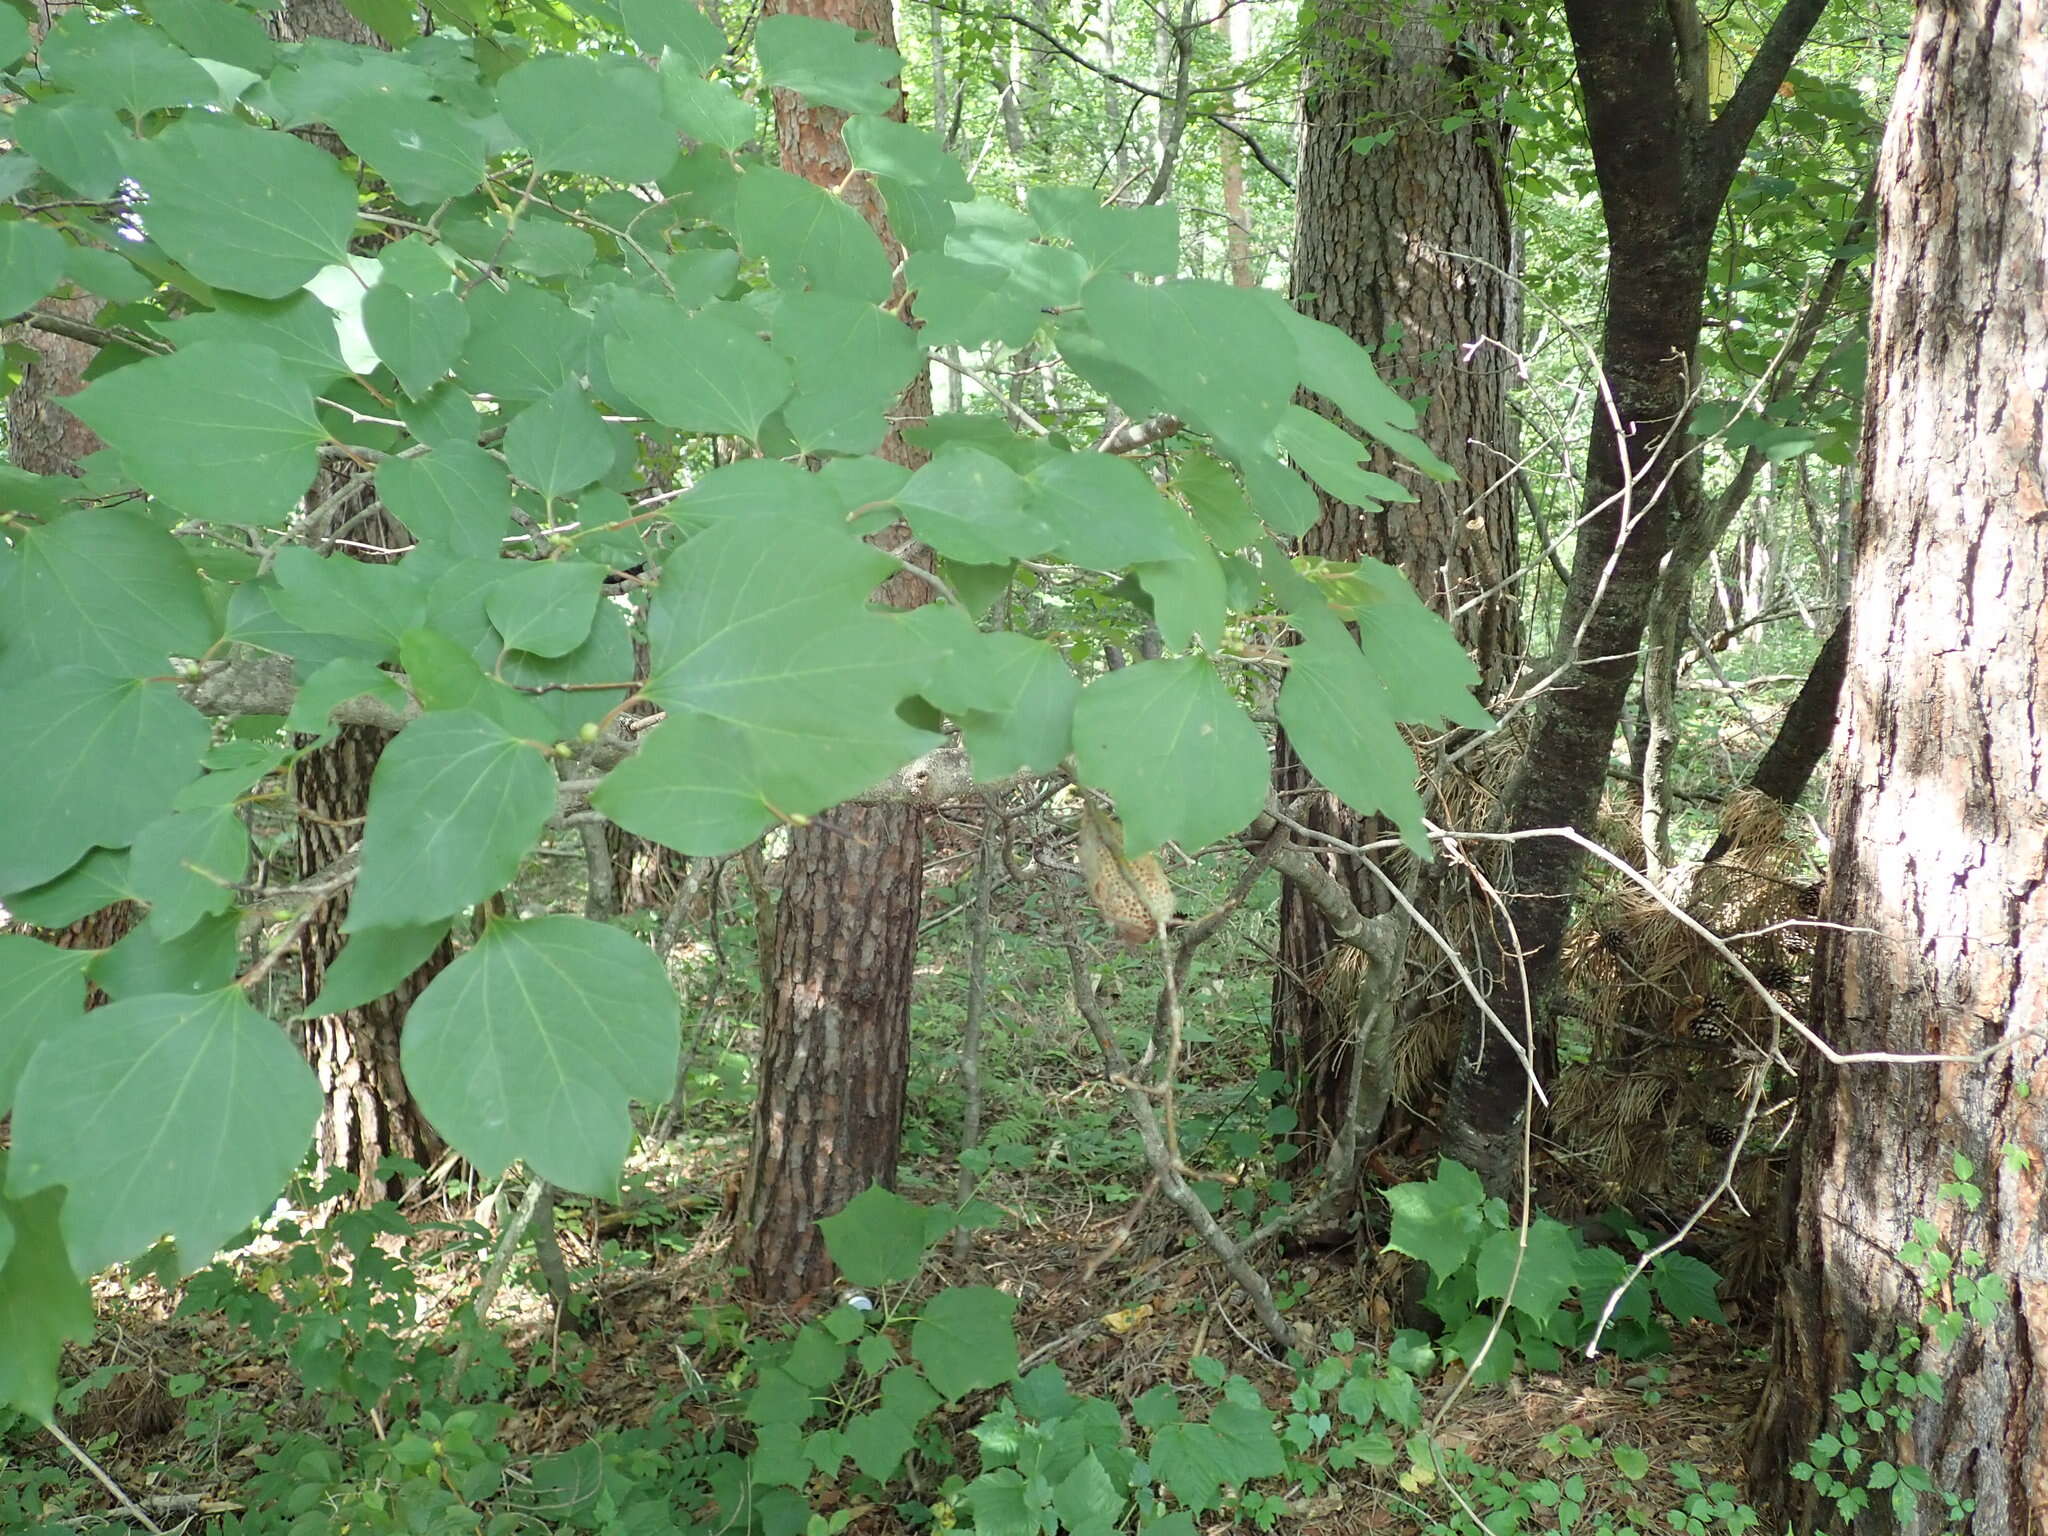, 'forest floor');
33,1130,1767,1536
